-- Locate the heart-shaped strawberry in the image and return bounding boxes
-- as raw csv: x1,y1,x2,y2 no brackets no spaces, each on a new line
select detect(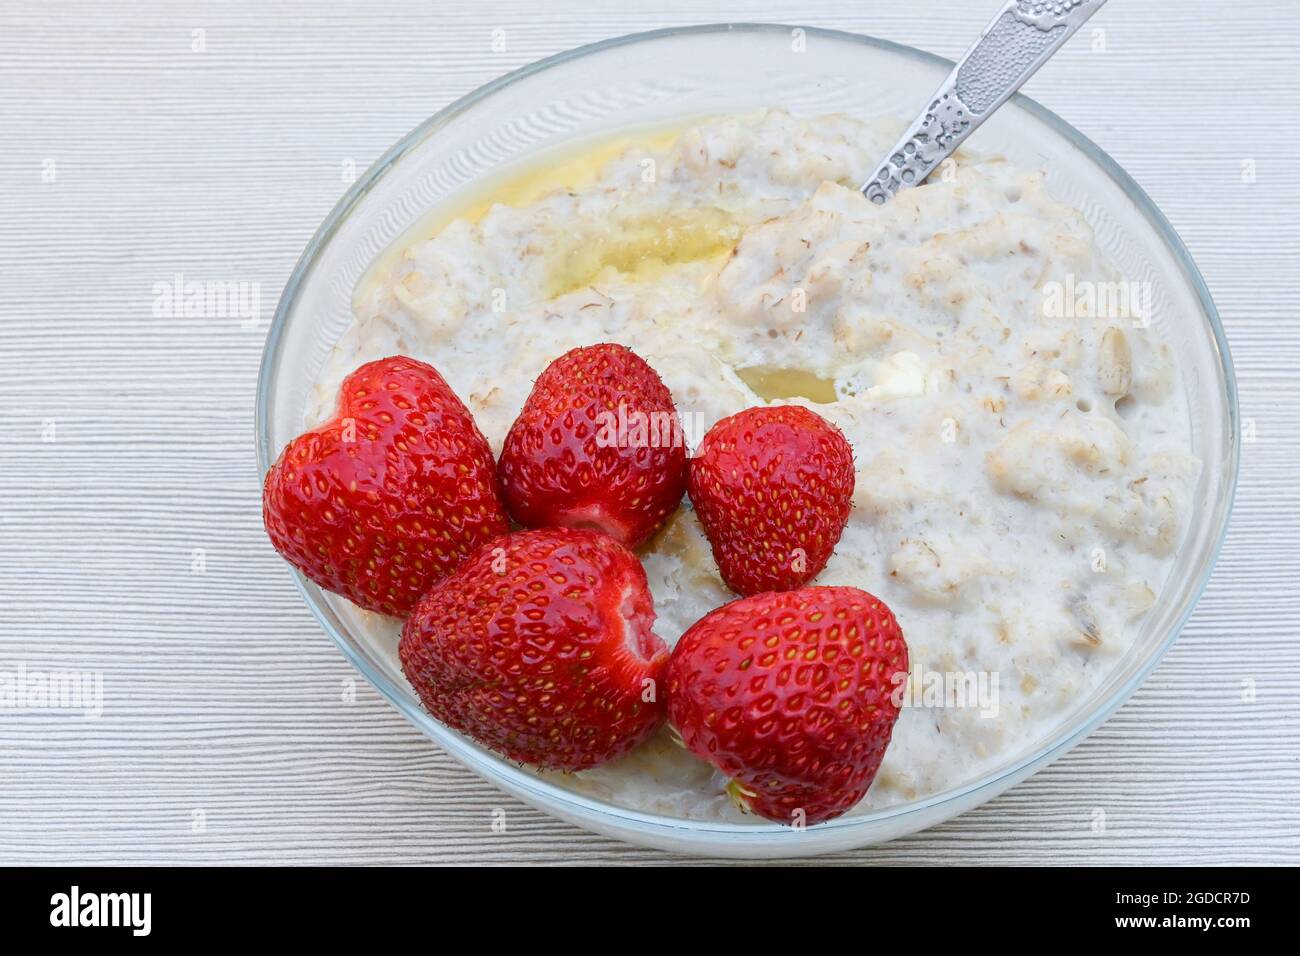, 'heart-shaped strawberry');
688,405,855,595
263,355,508,616
498,343,687,548
667,586,908,825
400,527,669,770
